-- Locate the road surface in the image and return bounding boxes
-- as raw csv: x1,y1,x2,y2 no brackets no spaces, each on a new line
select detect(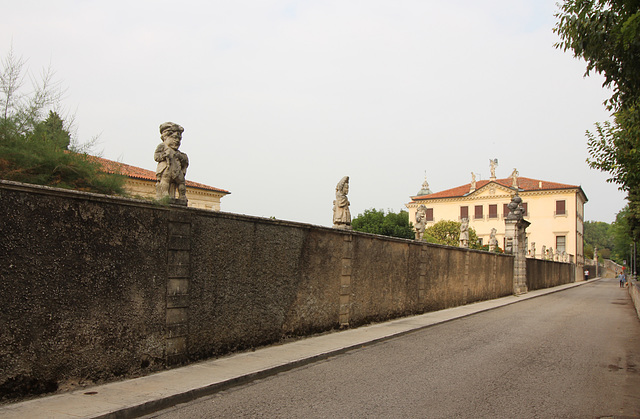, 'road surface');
143,278,640,418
